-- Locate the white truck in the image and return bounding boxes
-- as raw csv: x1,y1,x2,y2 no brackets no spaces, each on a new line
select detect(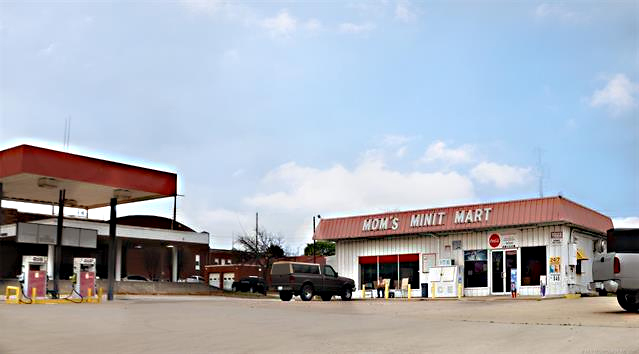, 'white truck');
592,229,639,312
